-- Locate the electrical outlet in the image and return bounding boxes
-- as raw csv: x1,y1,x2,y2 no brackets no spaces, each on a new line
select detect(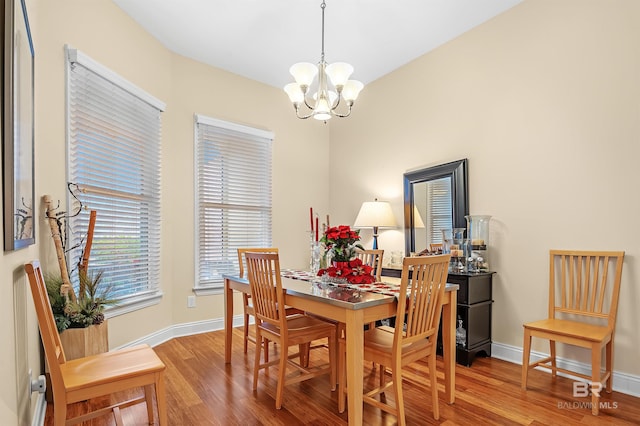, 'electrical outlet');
187,295,196,308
